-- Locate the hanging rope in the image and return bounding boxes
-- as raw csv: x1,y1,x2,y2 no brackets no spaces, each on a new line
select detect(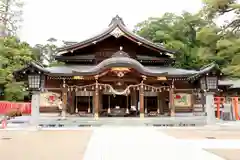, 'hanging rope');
65,83,170,96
